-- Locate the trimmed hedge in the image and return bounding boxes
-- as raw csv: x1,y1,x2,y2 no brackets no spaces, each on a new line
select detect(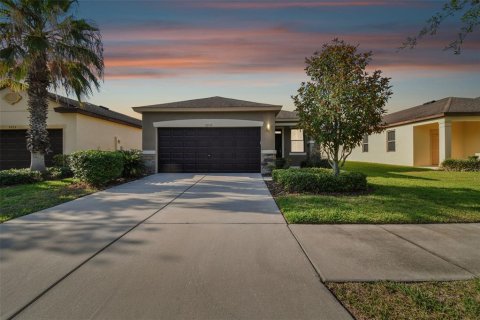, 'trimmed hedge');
441,158,480,172
118,149,145,178
44,166,73,180
300,157,330,169
0,168,43,186
70,150,124,186
52,154,70,168
272,168,367,193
